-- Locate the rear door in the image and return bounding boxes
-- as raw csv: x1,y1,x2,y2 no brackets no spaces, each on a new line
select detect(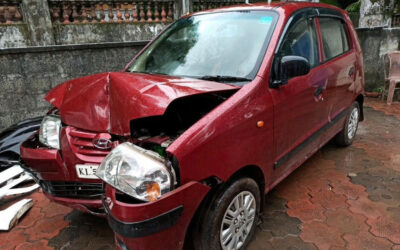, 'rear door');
317,15,355,123
316,12,356,144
